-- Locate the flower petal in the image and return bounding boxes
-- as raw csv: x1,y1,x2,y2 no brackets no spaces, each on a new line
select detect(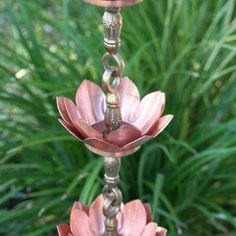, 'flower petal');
75,120,102,139
105,123,142,147
117,203,124,232
57,97,72,124
57,224,71,236
92,121,107,133
84,138,140,158
64,97,83,121
76,80,105,125
156,226,167,236
146,115,173,137
123,135,153,149
143,203,153,223
64,98,102,139
89,195,105,234
70,208,94,236
119,200,147,236
141,223,158,236
72,202,89,215
58,119,83,140
123,115,173,149
118,77,140,123
132,92,165,134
